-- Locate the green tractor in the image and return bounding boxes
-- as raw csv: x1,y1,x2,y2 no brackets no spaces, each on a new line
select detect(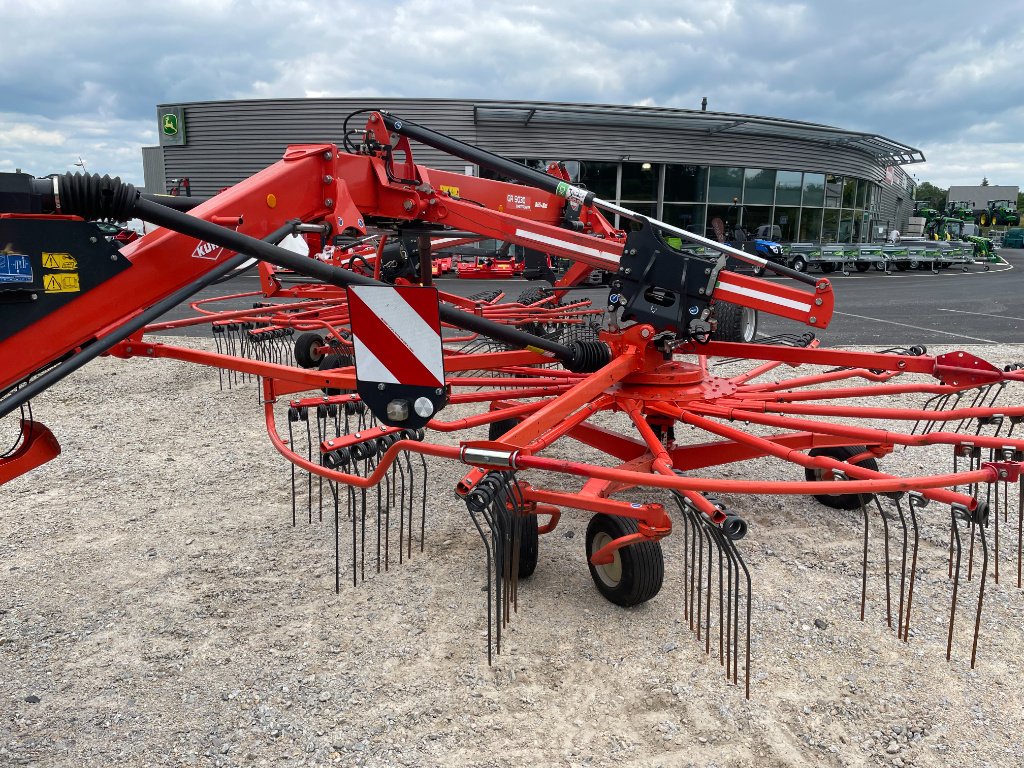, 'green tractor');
946,200,975,221
928,216,997,262
977,199,1020,227
913,200,941,225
